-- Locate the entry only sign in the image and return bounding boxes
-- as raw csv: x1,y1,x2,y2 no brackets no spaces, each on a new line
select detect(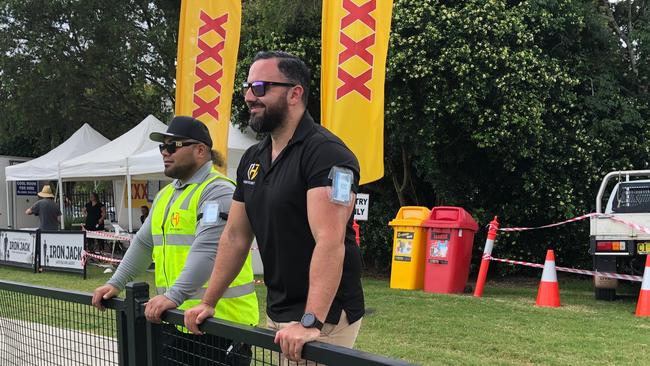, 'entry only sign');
40,231,86,278
354,193,370,221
